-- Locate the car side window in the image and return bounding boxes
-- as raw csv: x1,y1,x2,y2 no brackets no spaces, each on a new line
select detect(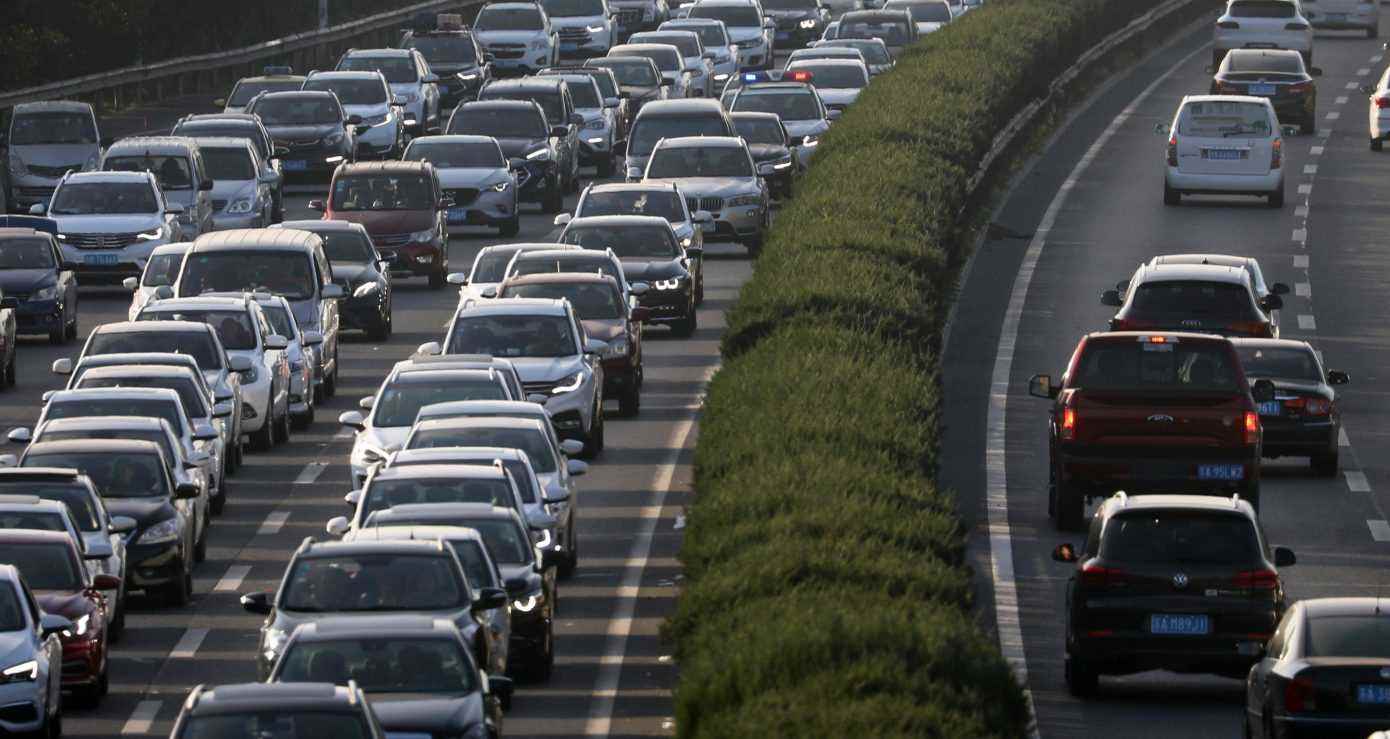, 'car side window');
1083,514,1103,557
20,581,41,630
